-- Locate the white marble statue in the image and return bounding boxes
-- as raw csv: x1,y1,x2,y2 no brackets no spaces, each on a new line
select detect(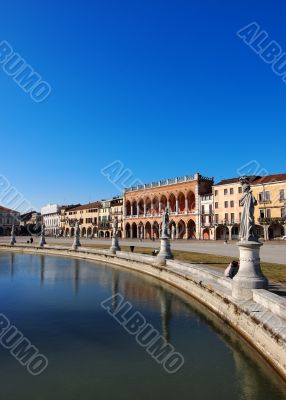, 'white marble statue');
239,177,258,242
